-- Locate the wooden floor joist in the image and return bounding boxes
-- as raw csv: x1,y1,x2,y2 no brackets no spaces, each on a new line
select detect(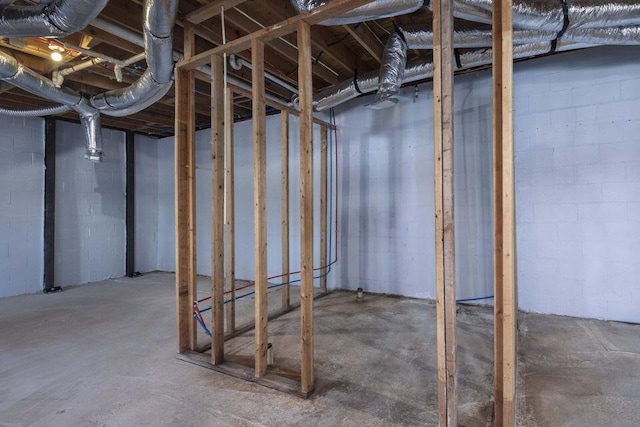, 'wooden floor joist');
252,38,269,379
433,0,457,425
493,0,518,424
298,20,315,395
